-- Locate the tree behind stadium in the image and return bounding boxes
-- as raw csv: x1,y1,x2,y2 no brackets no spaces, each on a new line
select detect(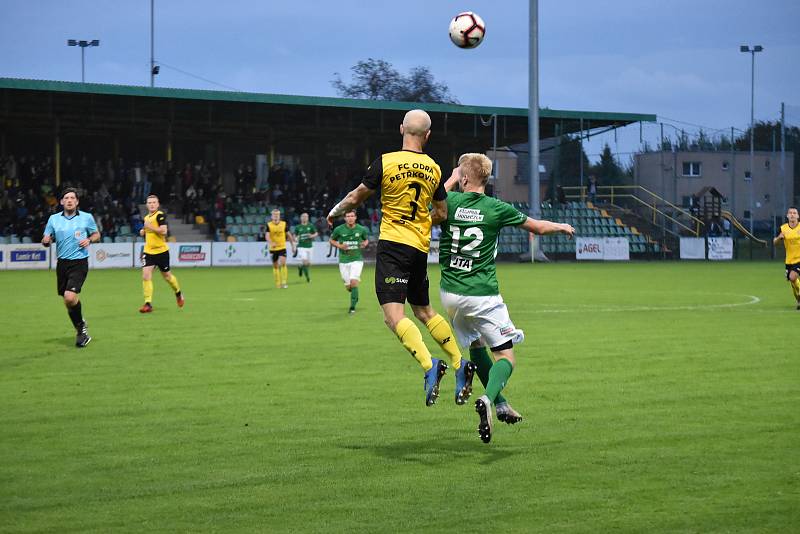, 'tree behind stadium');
332,58,458,104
